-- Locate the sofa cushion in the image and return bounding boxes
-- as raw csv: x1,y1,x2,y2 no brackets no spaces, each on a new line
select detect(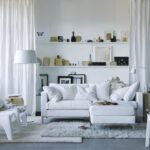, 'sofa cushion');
95,82,110,100
74,85,97,102
49,84,77,100
124,81,140,101
118,101,138,109
90,101,135,116
110,87,129,101
43,86,62,102
46,100,90,110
